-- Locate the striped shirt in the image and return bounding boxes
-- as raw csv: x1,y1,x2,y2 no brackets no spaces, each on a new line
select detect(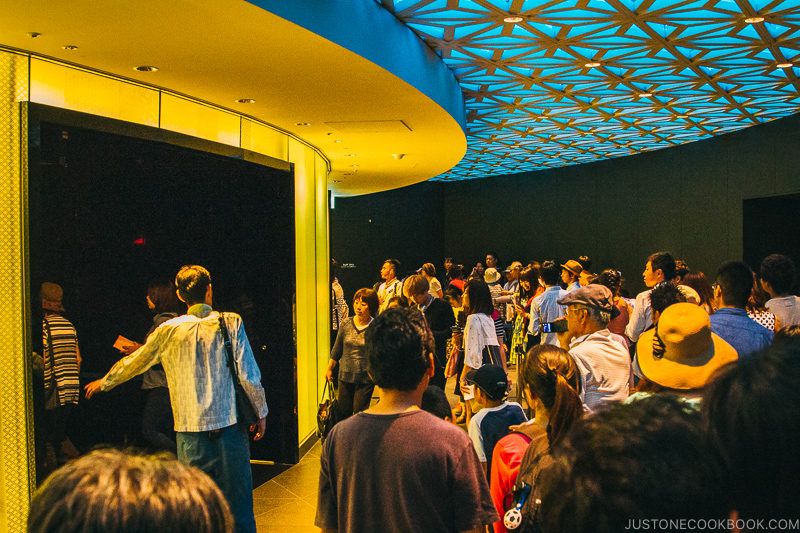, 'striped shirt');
43,314,81,406
100,304,268,432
